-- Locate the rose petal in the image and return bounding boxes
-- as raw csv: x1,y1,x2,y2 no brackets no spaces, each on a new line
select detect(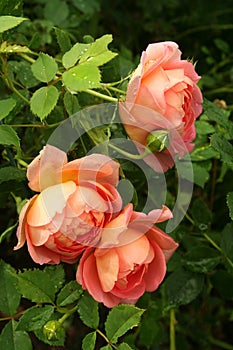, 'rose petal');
27,181,76,227
27,144,67,192
96,249,119,292
14,195,38,250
